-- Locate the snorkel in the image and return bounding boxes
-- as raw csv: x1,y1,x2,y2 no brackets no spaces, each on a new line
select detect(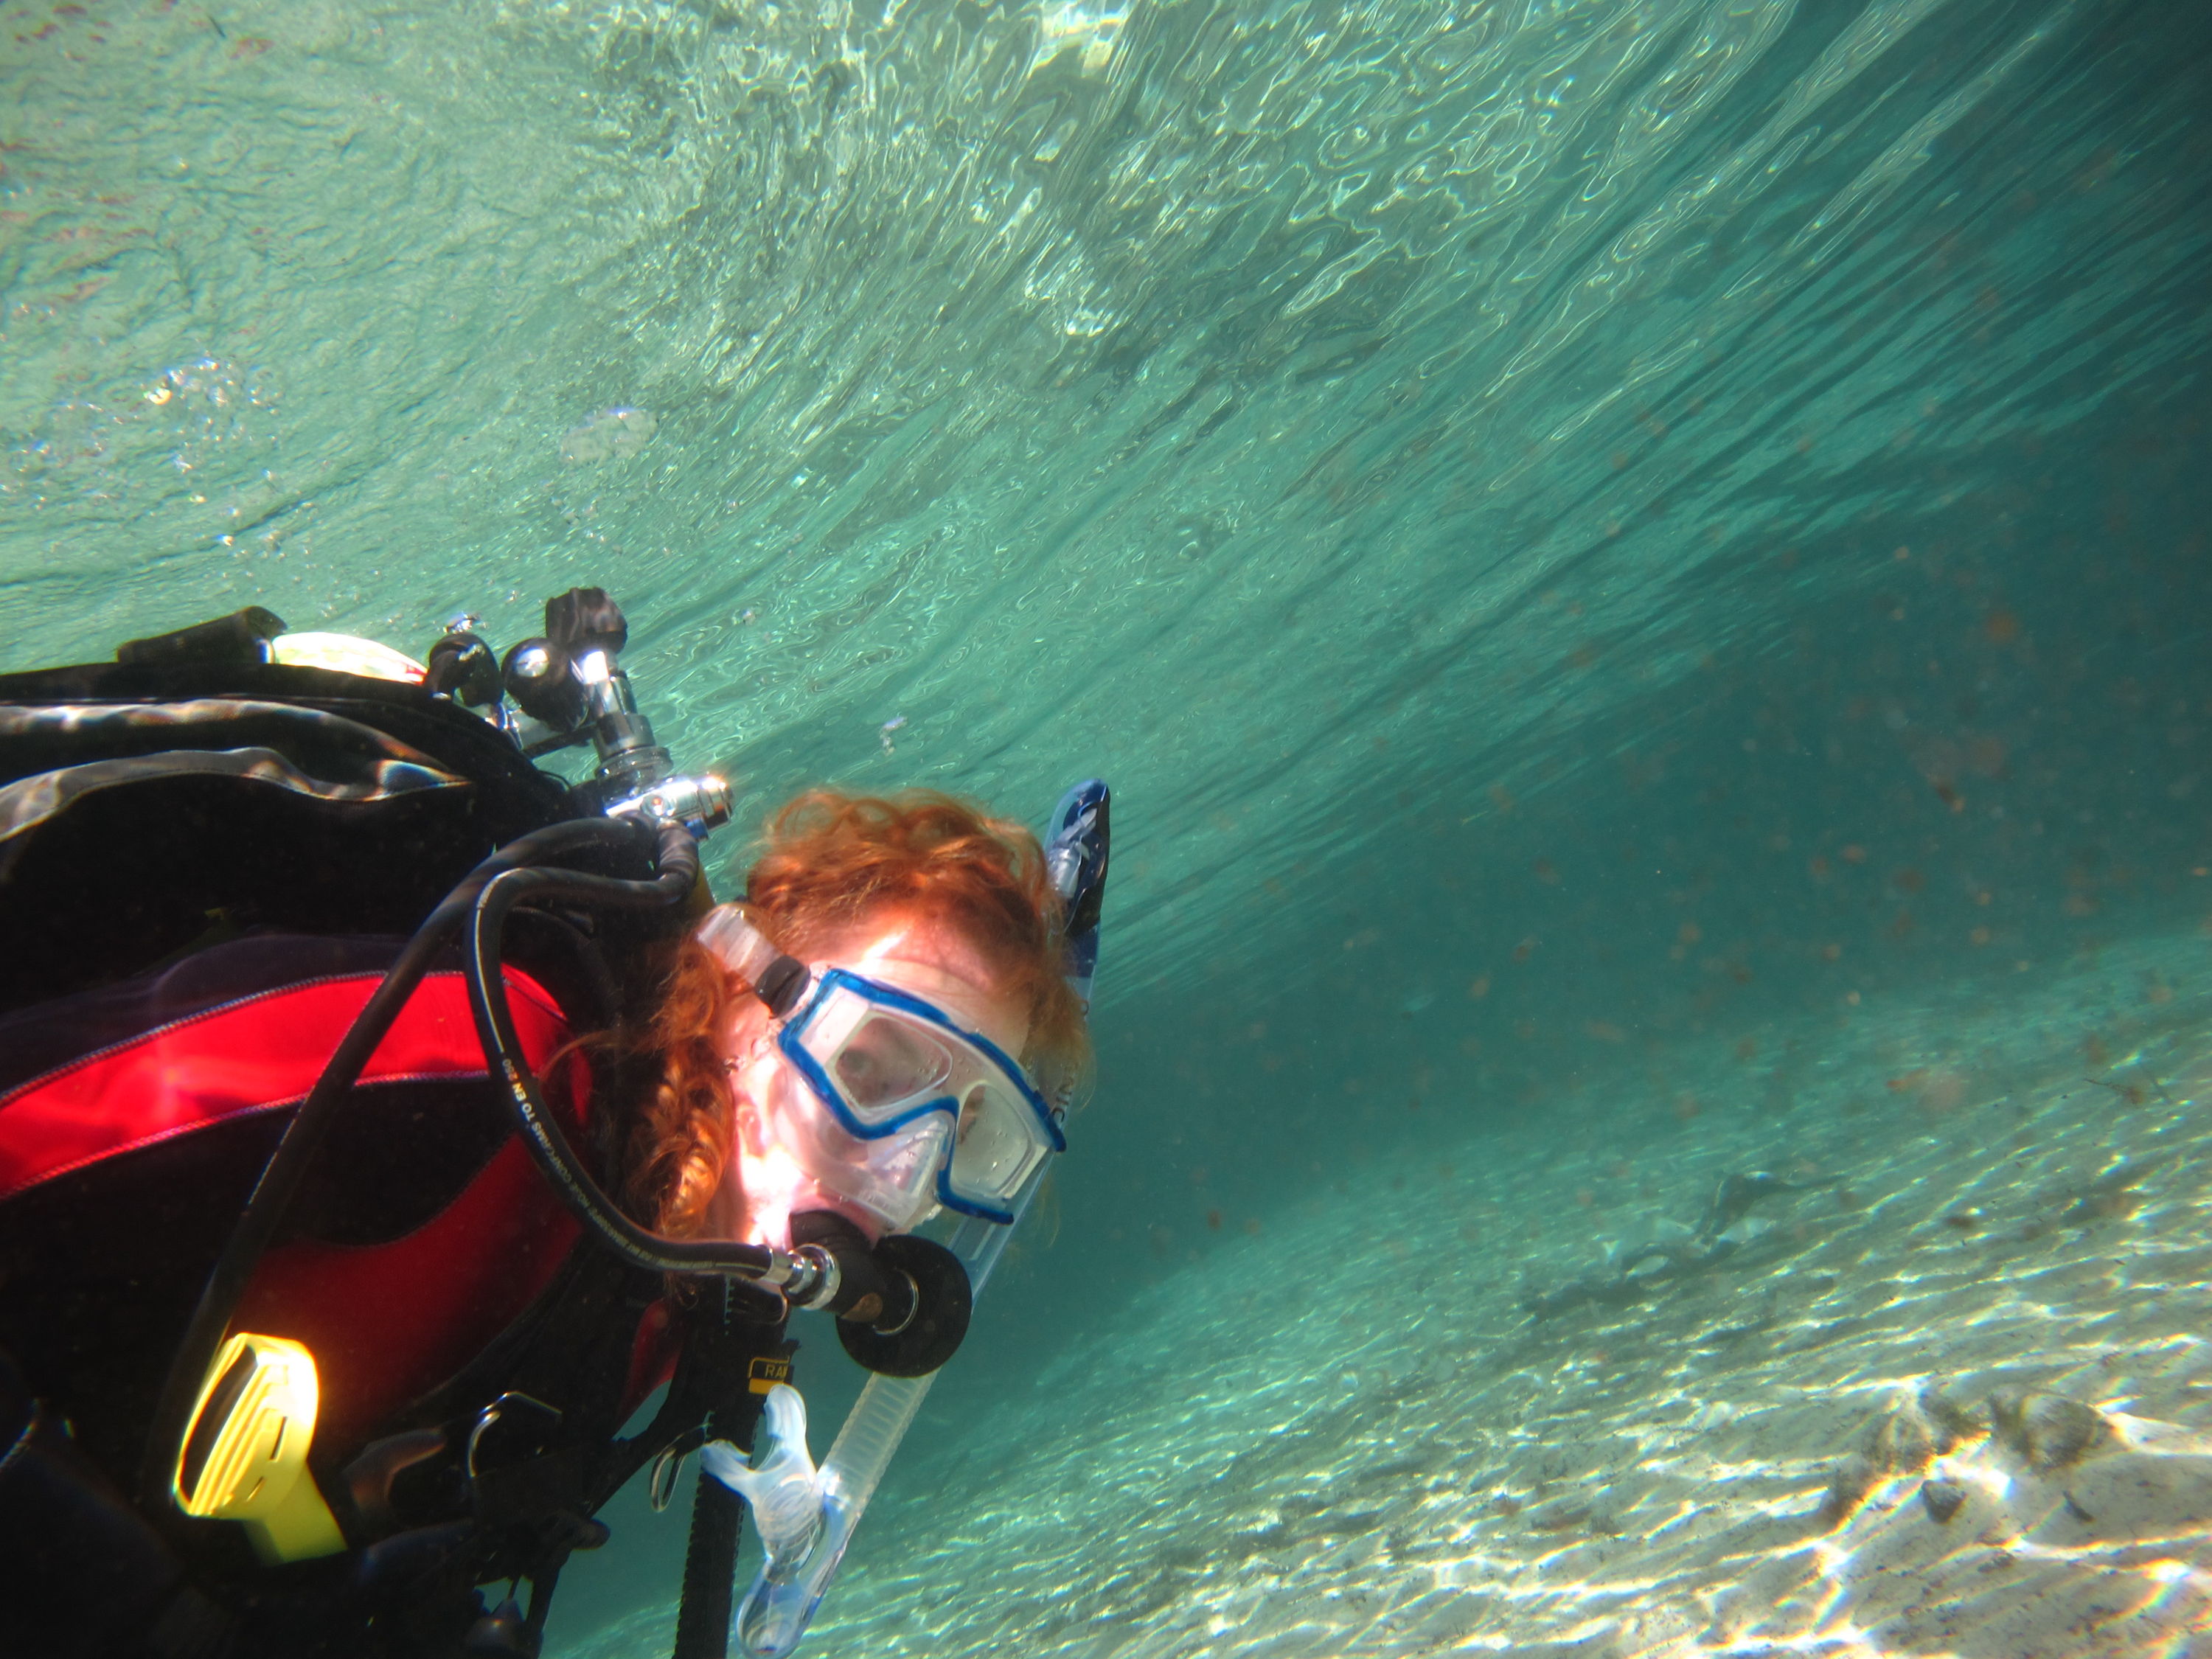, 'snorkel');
722,779,1111,1659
